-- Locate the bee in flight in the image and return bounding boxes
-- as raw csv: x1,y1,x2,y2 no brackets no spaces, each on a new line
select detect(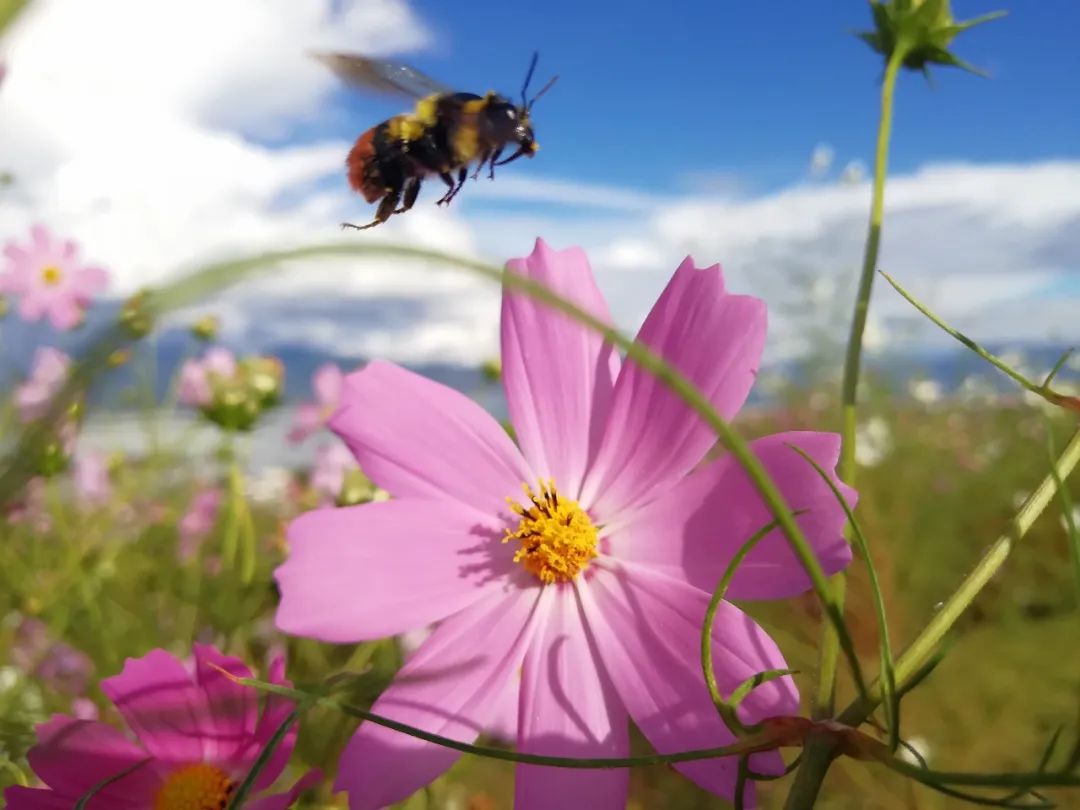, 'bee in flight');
310,51,557,231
